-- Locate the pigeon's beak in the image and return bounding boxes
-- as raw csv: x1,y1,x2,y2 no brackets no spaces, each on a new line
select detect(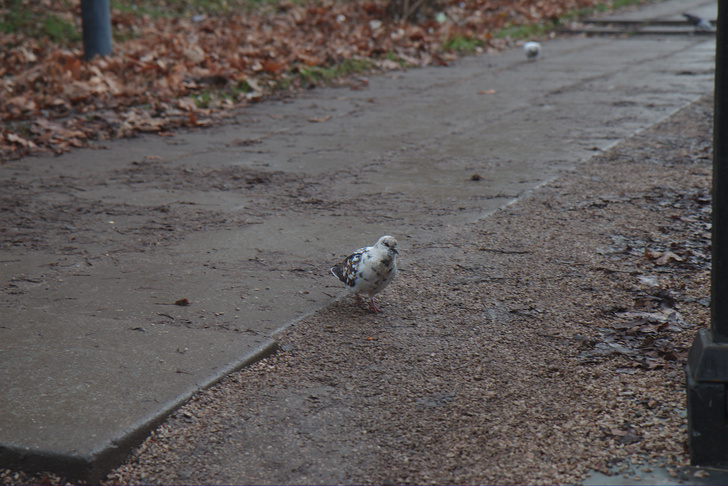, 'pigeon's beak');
392,248,399,255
